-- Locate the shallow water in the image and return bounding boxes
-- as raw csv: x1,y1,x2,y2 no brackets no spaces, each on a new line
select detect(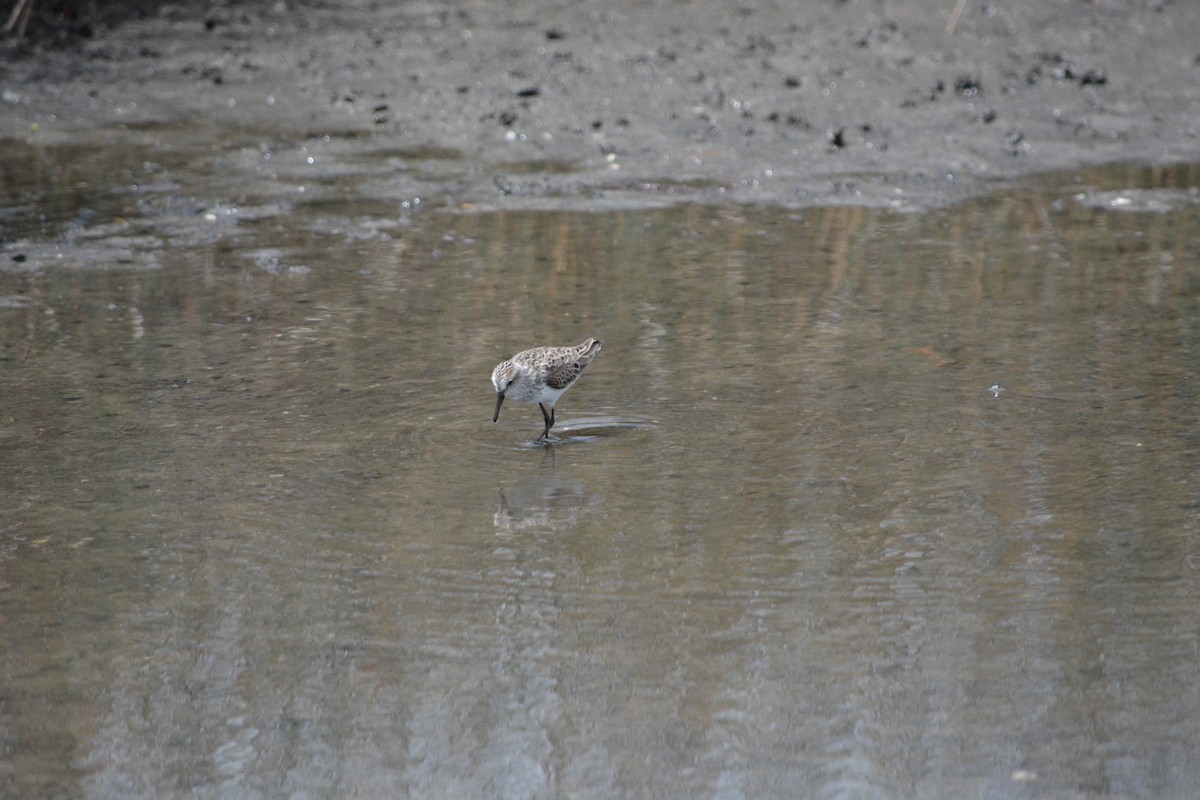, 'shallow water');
2,143,1199,798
